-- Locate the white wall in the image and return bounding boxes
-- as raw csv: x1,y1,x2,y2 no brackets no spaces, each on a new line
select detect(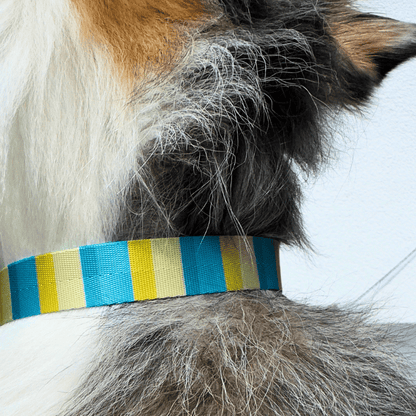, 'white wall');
282,0,416,323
